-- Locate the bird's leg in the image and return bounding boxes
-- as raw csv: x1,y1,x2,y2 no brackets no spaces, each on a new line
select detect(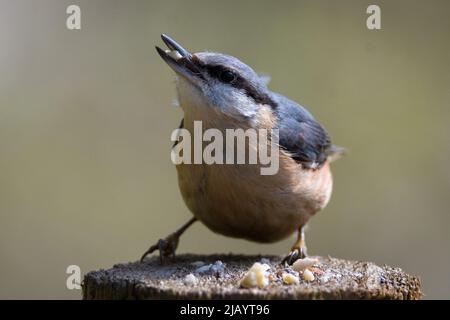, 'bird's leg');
140,217,197,264
281,225,308,265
